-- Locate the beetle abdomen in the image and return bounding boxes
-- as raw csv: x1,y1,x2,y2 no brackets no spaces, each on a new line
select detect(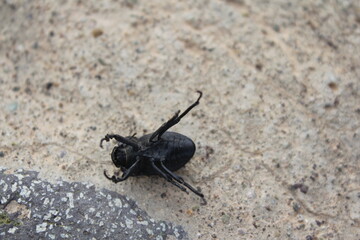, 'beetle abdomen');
138,132,196,175
164,132,196,171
